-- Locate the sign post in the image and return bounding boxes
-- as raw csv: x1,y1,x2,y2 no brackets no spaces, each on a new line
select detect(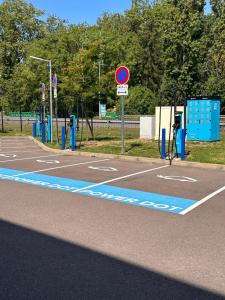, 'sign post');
115,66,130,154
53,74,59,144
41,83,46,123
